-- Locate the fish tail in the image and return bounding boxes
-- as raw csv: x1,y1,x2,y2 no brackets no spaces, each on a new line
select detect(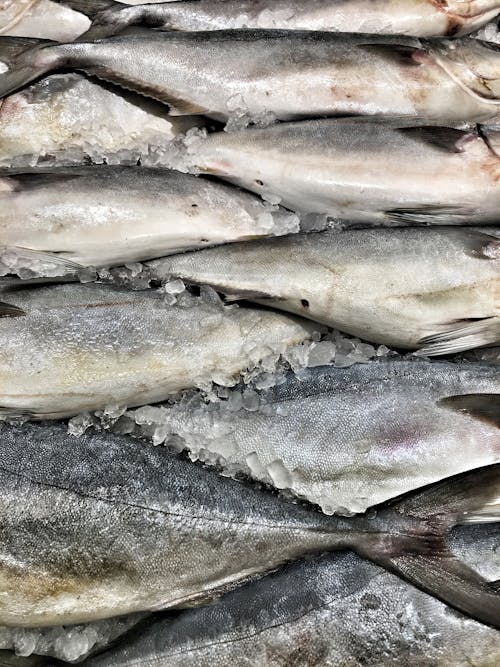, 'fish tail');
49,0,120,21
360,465,500,628
0,37,60,99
